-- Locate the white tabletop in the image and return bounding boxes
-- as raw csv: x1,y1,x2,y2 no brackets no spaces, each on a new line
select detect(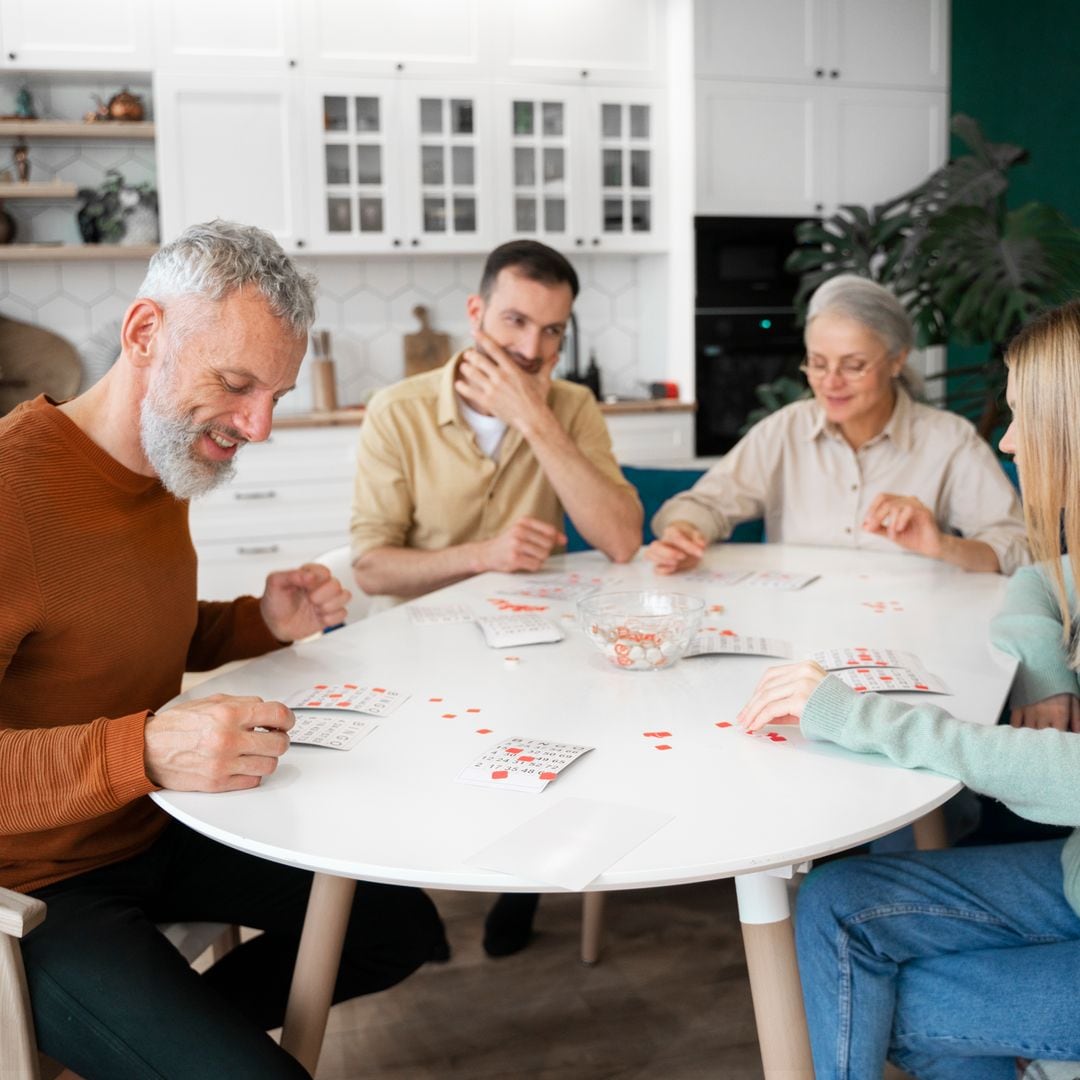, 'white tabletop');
153,544,1017,893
